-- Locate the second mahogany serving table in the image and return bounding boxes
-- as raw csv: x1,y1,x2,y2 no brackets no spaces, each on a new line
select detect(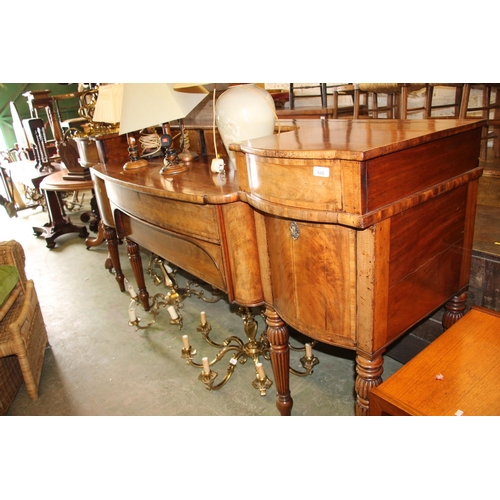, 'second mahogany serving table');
92,118,484,416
